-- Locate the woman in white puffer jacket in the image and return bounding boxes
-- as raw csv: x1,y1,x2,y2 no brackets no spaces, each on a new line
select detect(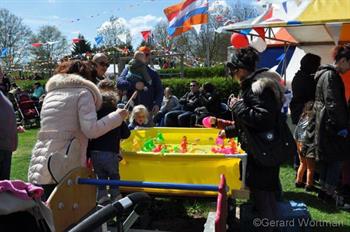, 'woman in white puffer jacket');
28,60,128,199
